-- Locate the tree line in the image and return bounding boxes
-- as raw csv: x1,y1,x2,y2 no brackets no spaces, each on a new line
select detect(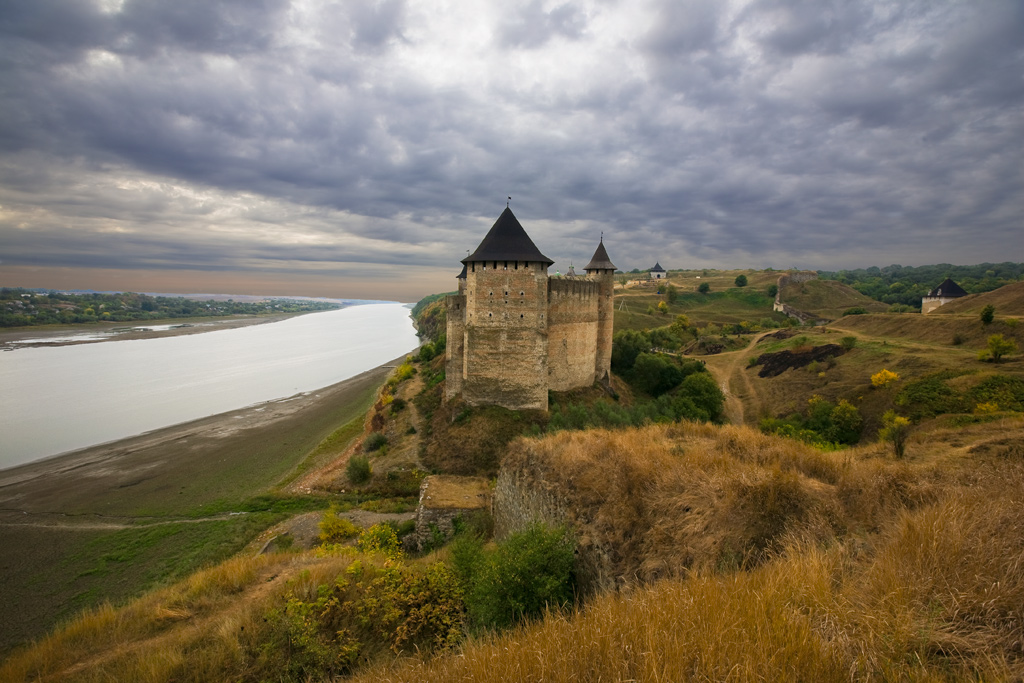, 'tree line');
818,262,1024,308
0,288,340,327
